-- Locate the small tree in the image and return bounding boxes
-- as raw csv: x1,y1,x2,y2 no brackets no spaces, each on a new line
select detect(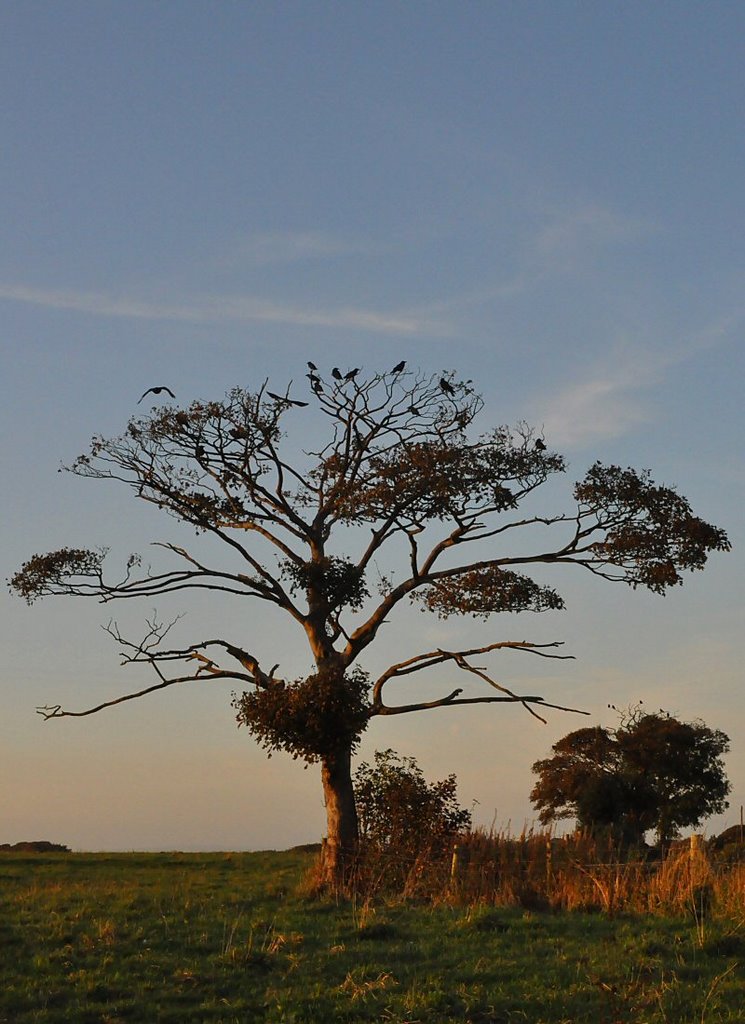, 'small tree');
530,709,731,845
10,366,729,886
355,748,471,856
